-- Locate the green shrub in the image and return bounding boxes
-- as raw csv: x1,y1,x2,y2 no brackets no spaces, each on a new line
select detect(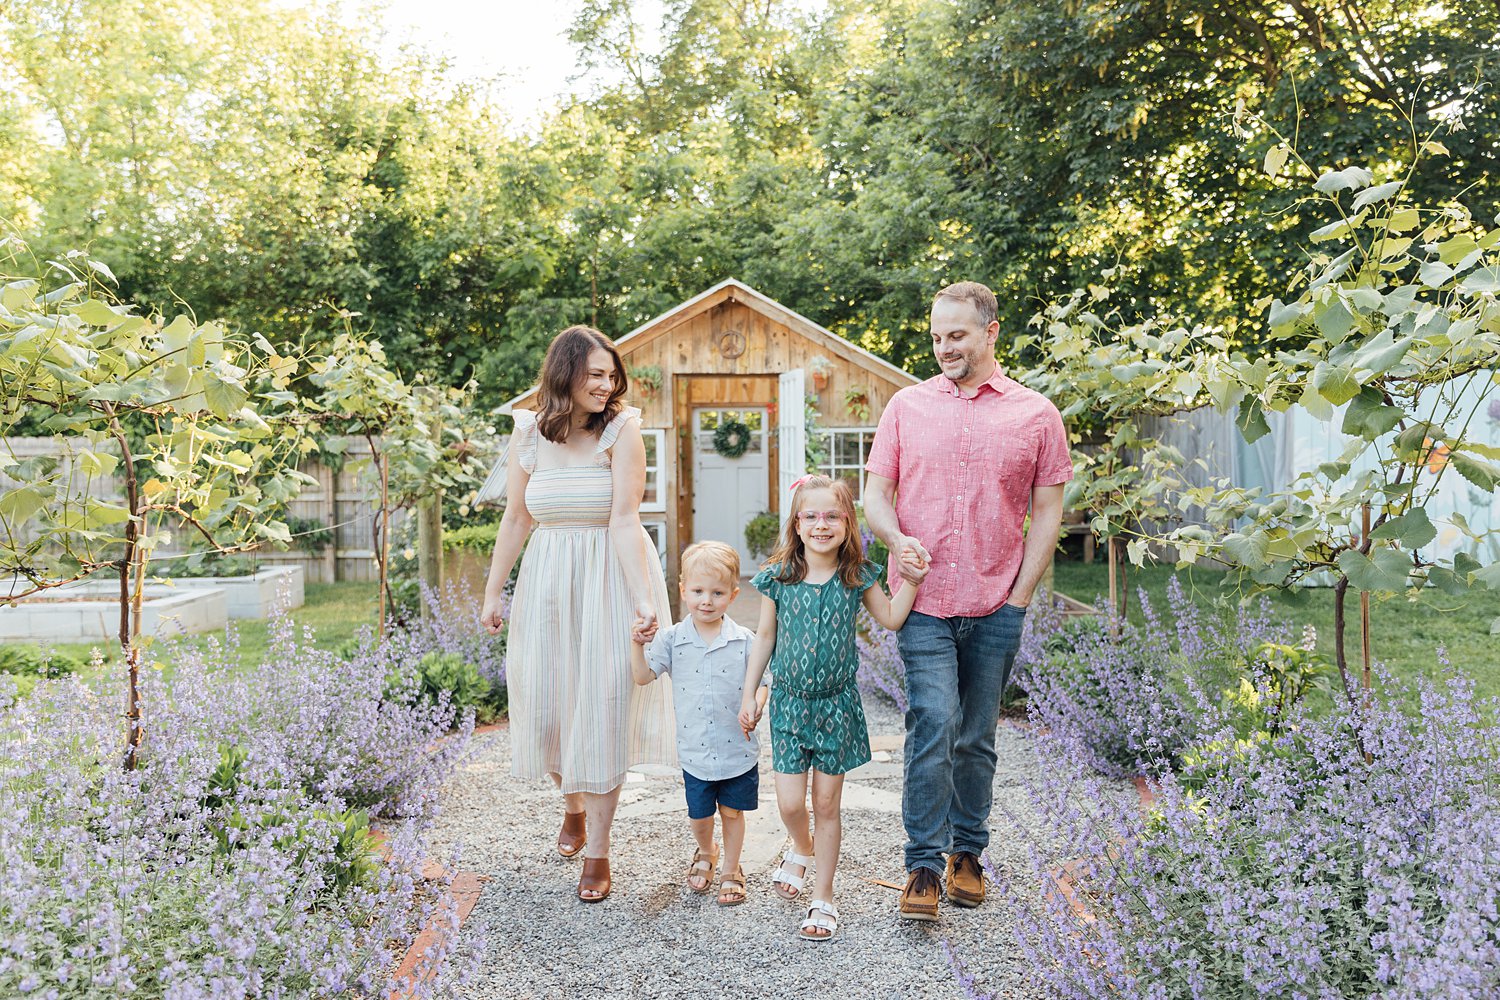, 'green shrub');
159,551,257,578
744,511,779,560
416,650,505,724
284,515,334,554
0,645,84,678
443,522,500,554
